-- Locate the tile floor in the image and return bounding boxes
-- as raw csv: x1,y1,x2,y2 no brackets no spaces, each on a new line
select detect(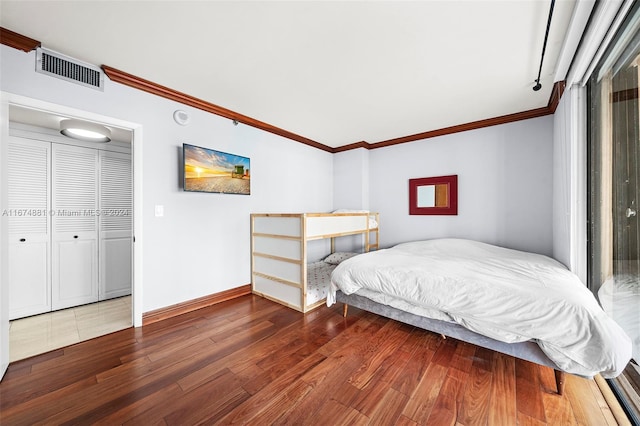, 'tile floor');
9,296,132,362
